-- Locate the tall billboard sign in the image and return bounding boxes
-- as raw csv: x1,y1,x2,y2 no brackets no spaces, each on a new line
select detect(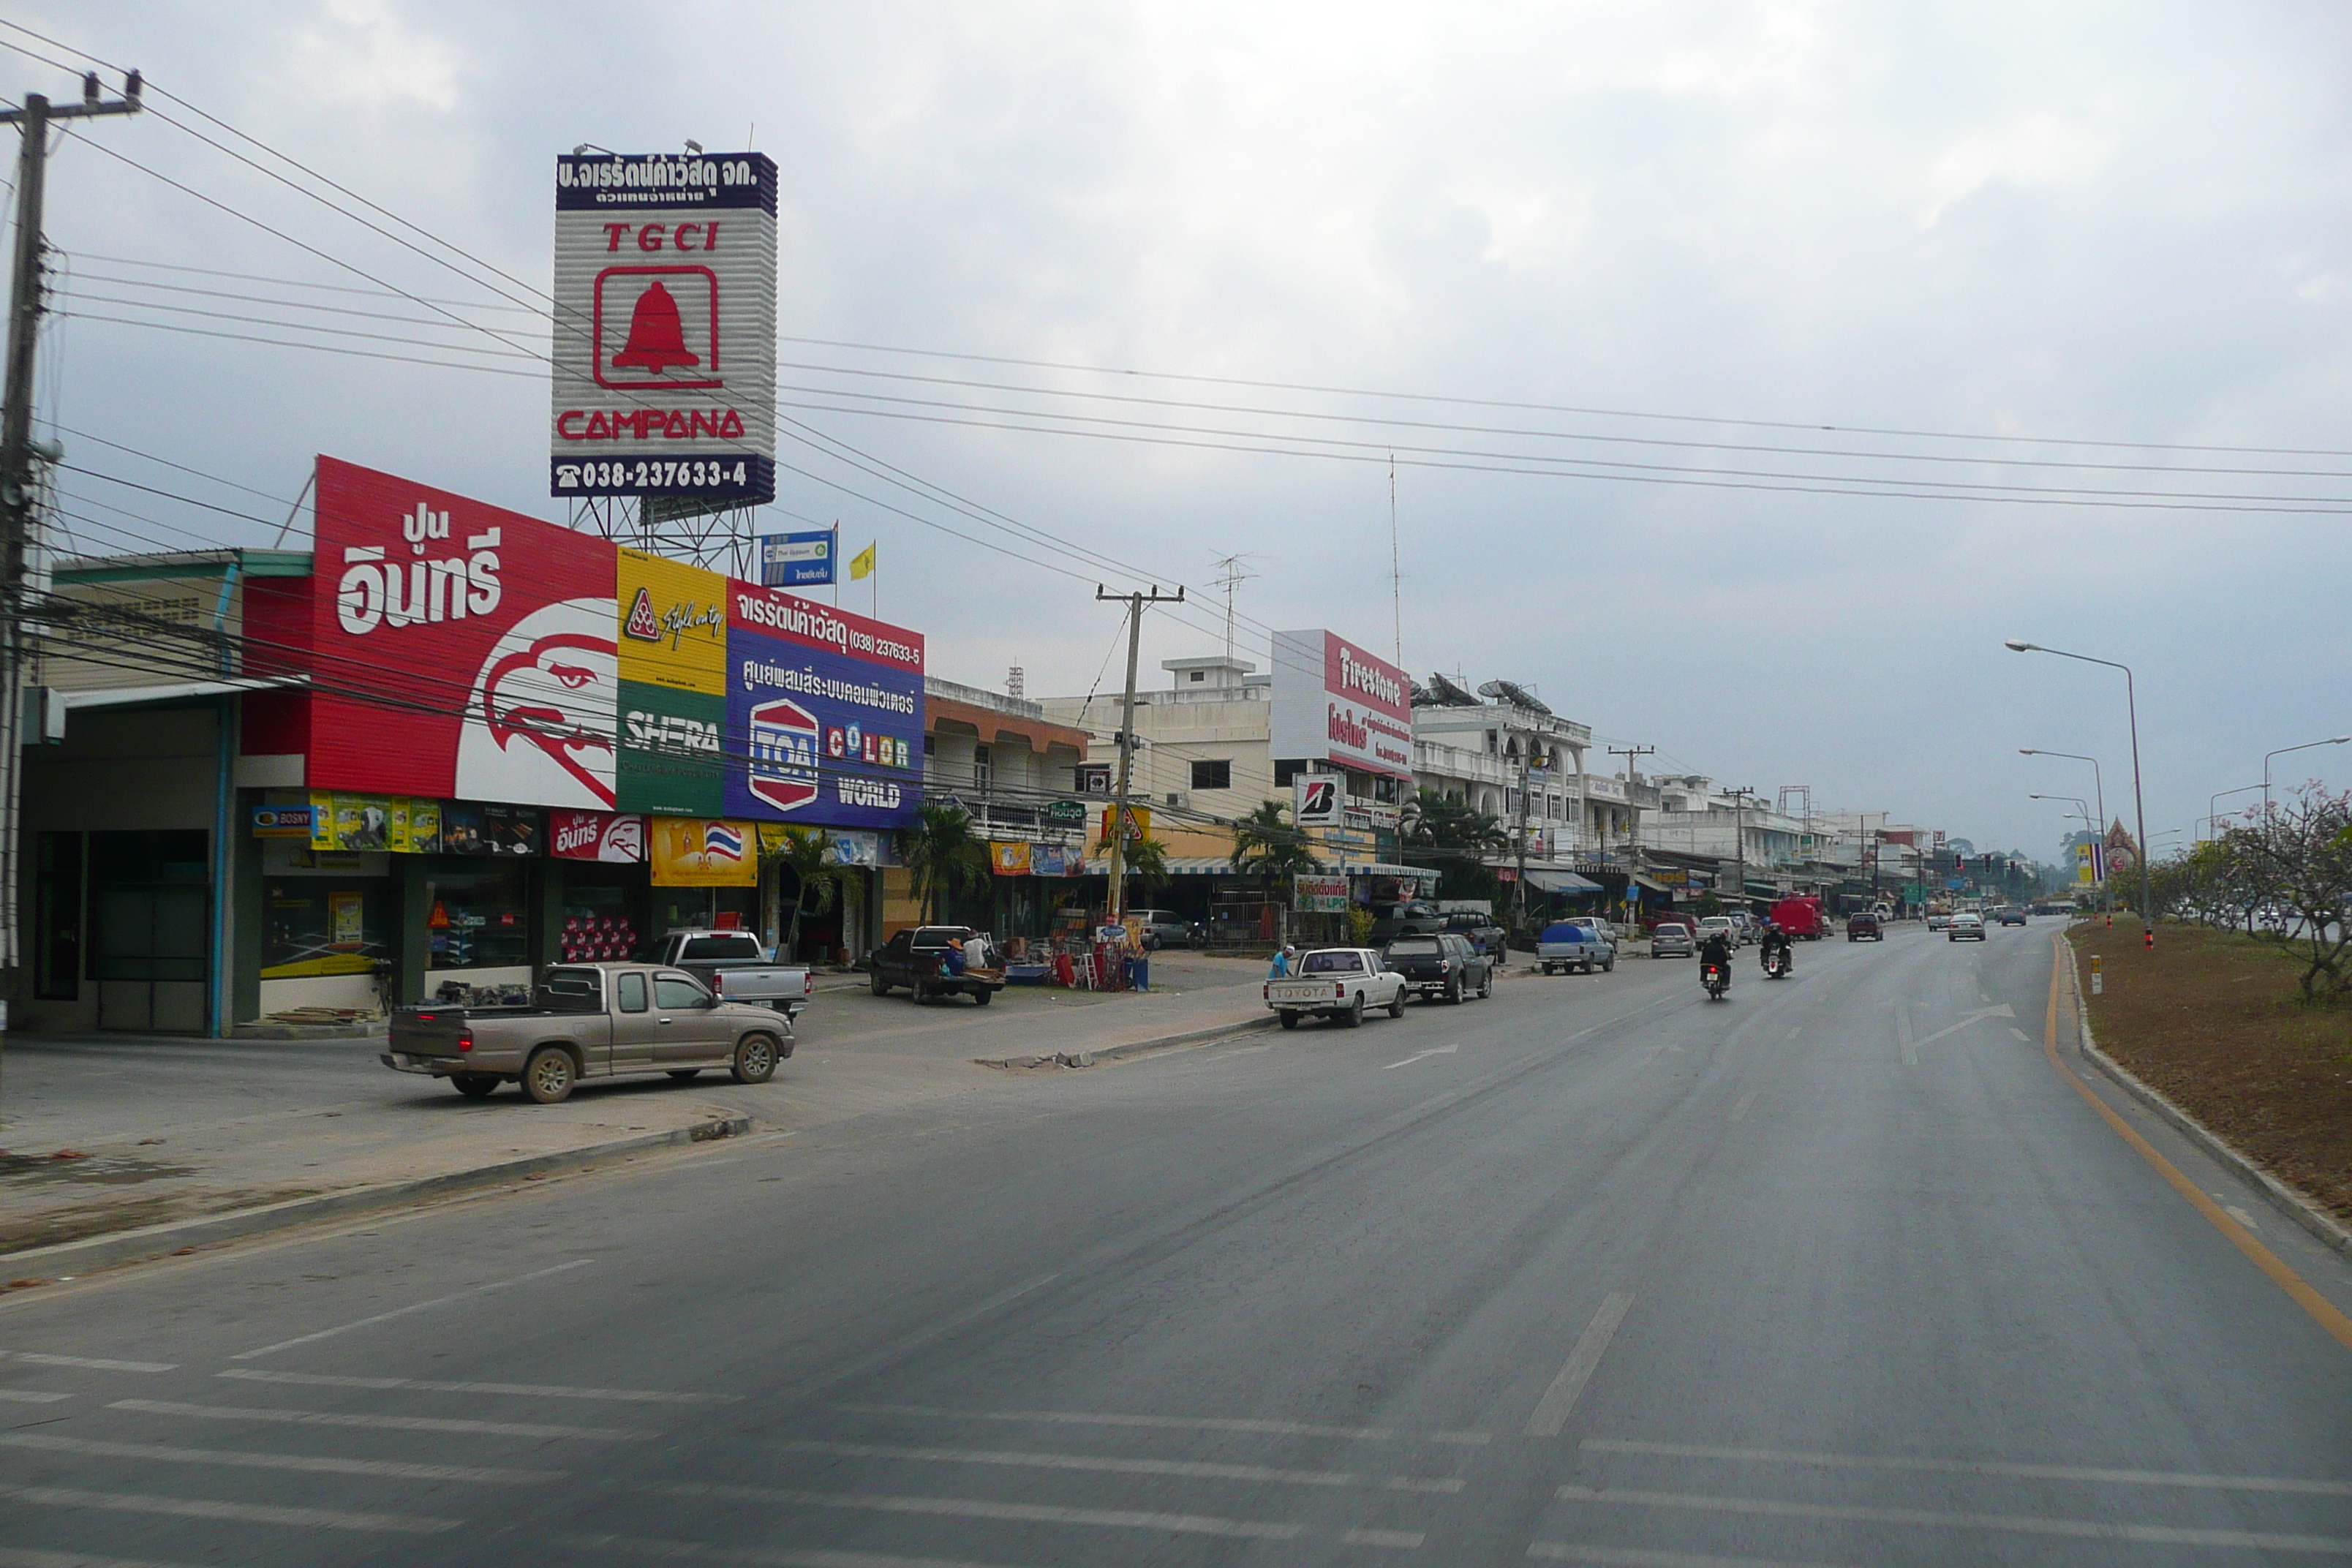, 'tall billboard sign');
1269,629,1414,783
727,584,925,831
550,151,778,508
